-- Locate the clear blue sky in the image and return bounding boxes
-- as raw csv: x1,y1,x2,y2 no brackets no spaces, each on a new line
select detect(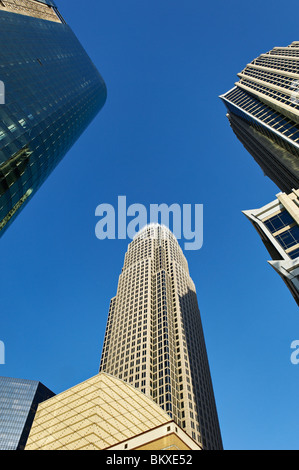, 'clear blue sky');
1,0,299,450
